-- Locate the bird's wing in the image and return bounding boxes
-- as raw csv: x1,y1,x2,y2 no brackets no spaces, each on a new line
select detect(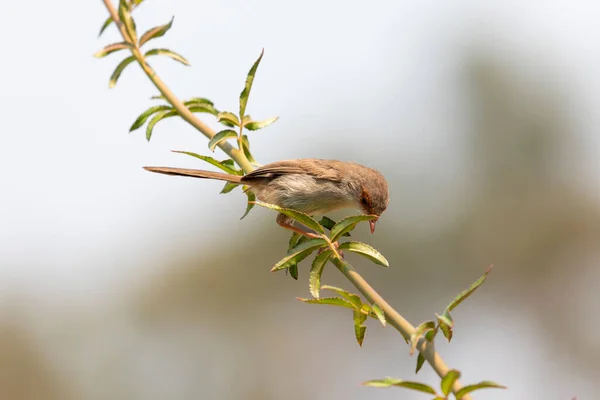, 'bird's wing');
243,159,345,181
